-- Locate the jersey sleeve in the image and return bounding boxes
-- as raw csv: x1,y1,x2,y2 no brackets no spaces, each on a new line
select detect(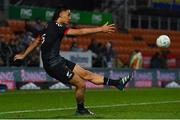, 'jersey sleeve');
64,28,70,35
60,25,69,35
